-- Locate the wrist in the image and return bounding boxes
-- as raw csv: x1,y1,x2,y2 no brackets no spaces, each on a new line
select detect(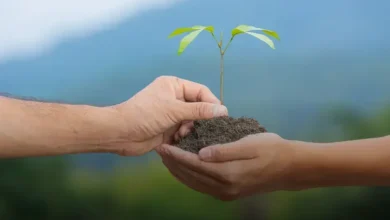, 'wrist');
283,140,327,191
80,105,130,153
54,104,129,155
